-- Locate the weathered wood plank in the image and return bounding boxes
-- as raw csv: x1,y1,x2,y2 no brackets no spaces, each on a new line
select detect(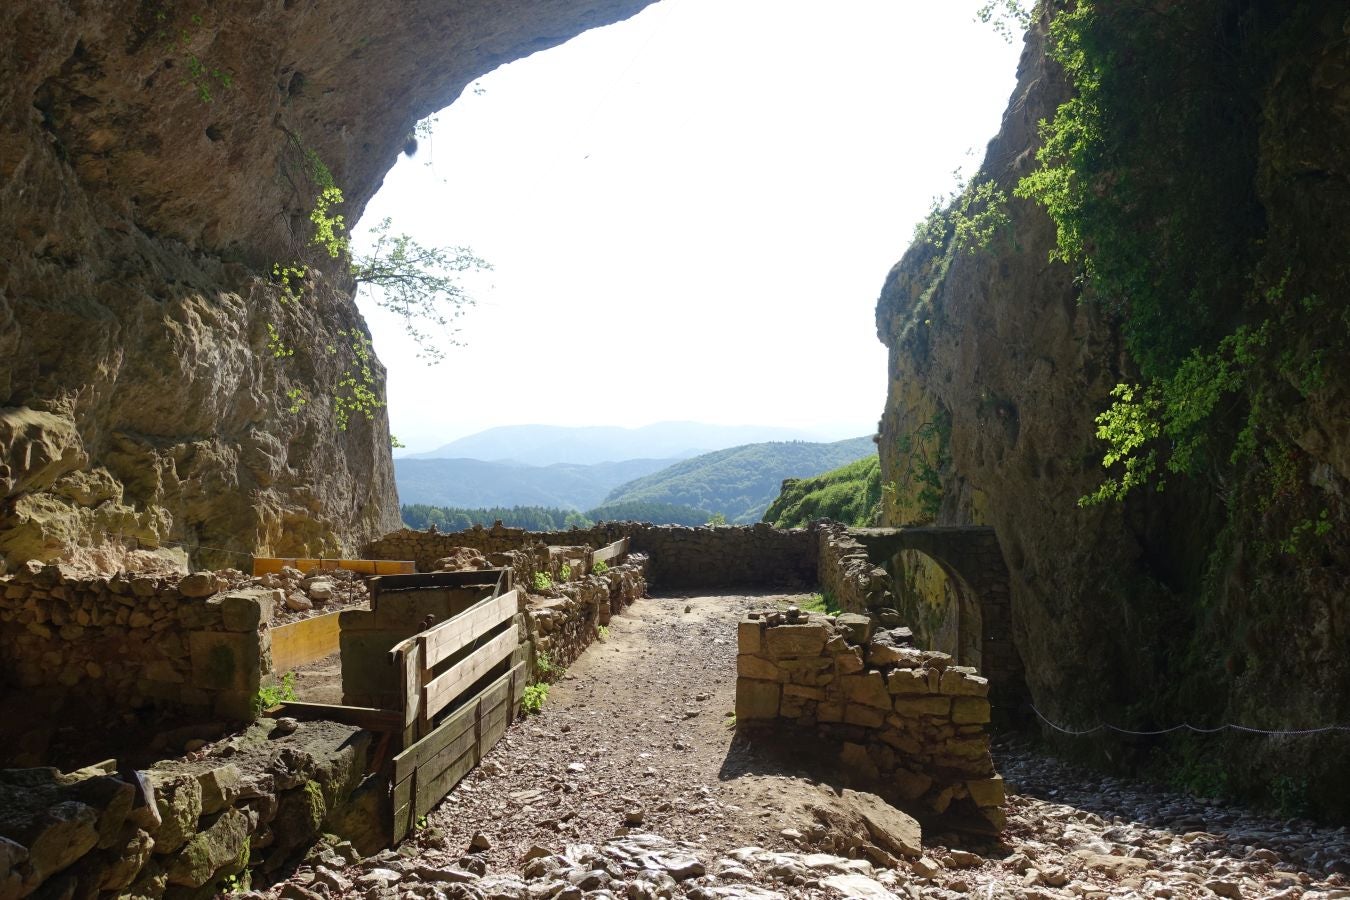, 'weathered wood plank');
392,662,524,782
592,537,629,566
392,774,414,843
273,701,402,732
420,591,518,668
413,748,476,820
270,611,342,672
253,558,415,577
422,624,518,720
392,699,476,784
